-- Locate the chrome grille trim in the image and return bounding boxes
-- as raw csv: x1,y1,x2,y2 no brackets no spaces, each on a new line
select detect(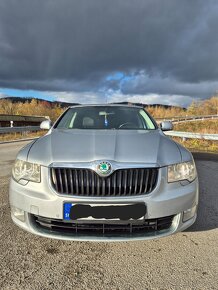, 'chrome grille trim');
50,167,158,196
